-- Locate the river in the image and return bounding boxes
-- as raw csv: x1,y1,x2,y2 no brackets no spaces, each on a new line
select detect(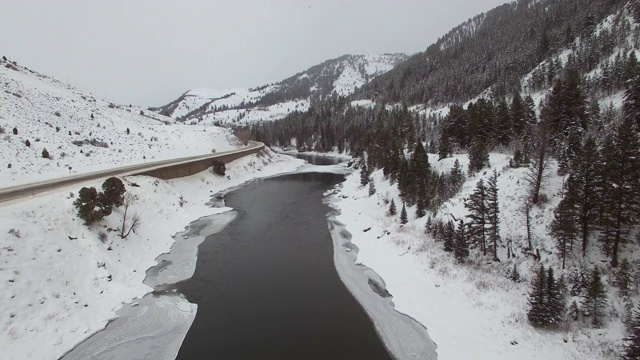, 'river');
61,154,435,360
